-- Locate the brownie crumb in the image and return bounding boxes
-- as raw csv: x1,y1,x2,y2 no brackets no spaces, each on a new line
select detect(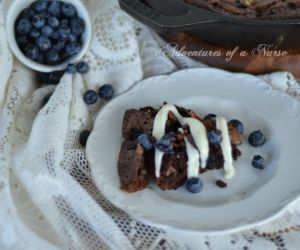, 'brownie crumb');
216,180,227,188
